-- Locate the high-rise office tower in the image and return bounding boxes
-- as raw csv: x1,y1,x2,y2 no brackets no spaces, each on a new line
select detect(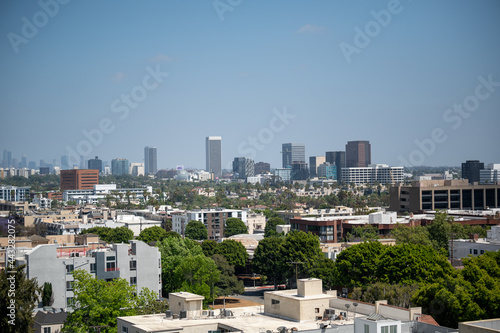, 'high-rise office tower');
326,151,345,182
282,143,305,169
144,146,158,175
206,136,222,179
345,141,371,167
2,150,12,168
232,157,255,179
111,158,130,175
309,156,325,178
60,169,99,191
462,160,484,184
291,161,309,180
21,155,27,168
88,156,103,173
61,155,70,170
254,162,271,175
